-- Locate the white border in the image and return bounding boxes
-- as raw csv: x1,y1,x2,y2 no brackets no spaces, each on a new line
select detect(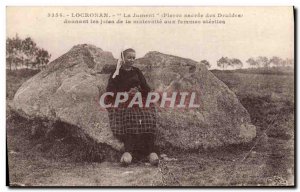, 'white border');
1,0,298,191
